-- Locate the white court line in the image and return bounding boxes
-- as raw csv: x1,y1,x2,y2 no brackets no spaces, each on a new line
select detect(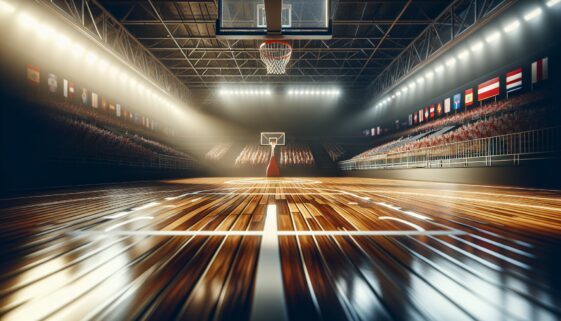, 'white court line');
104,217,154,232
377,202,432,220
102,202,160,219
69,230,465,237
250,204,289,321
379,216,425,231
